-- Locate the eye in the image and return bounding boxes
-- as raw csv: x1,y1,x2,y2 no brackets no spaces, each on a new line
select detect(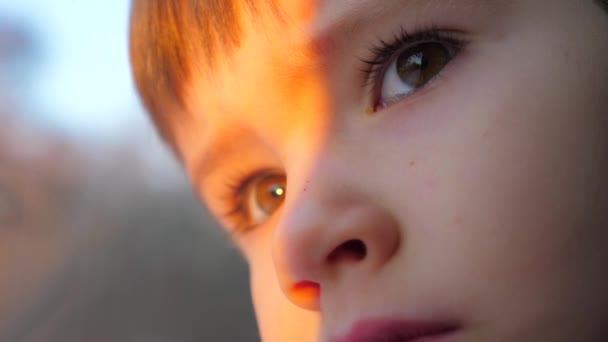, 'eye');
363,28,465,112
244,174,286,225
218,172,286,233
378,42,451,109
